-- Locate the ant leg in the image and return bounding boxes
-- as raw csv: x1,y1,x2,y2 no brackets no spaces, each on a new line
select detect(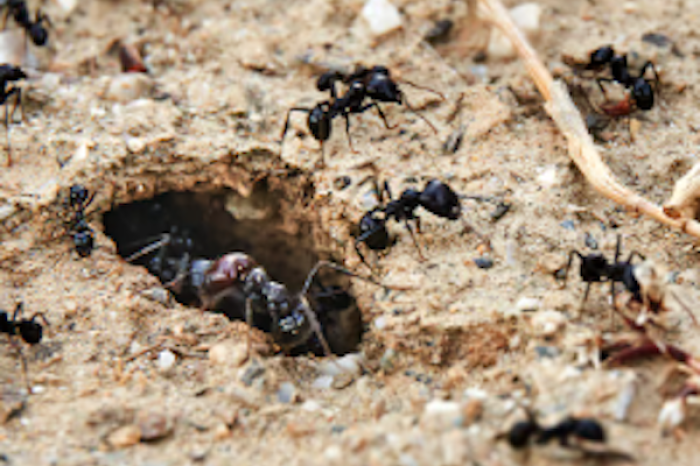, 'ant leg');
28,312,50,328
580,282,593,308
383,180,394,201
639,61,661,99
357,101,397,130
317,141,326,168
4,95,10,167
162,252,191,293
124,233,171,262
12,302,24,321
280,107,310,144
300,260,390,297
559,250,583,287
354,239,374,271
403,219,426,261
614,234,622,262
298,294,331,356
342,113,357,153
625,251,646,263
398,79,446,101
401,95,438,134
245,297,254,361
